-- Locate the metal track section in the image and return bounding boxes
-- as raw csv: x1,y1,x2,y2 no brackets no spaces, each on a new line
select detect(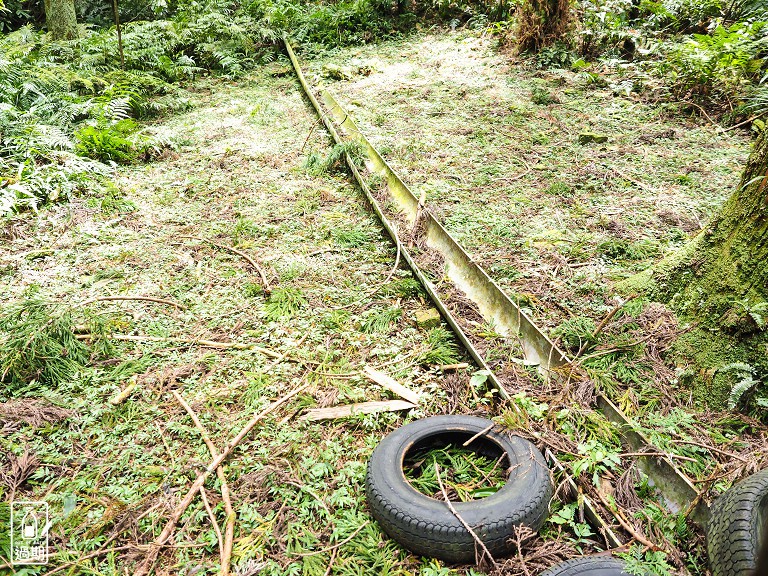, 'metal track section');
319,90,708,526
283,38,510,402
284,38,707,536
